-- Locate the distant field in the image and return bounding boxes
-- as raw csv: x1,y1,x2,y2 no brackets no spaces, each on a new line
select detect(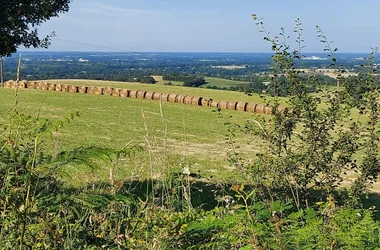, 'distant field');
203,77,249,88
210,65,246,70
152,75,249,89
299,68,358,79
152,75,183,86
